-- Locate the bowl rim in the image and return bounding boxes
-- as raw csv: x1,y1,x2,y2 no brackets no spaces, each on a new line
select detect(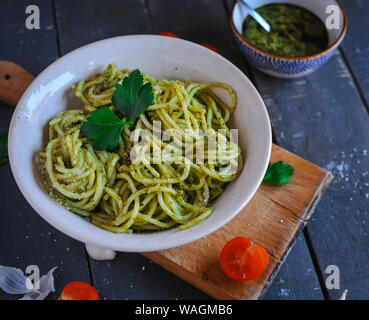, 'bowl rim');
8,34,272,252
230,0,348,61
